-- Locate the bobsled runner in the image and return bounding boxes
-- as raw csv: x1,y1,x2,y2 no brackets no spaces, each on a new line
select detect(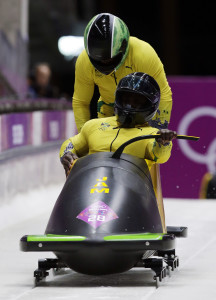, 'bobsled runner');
20,134,199,287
